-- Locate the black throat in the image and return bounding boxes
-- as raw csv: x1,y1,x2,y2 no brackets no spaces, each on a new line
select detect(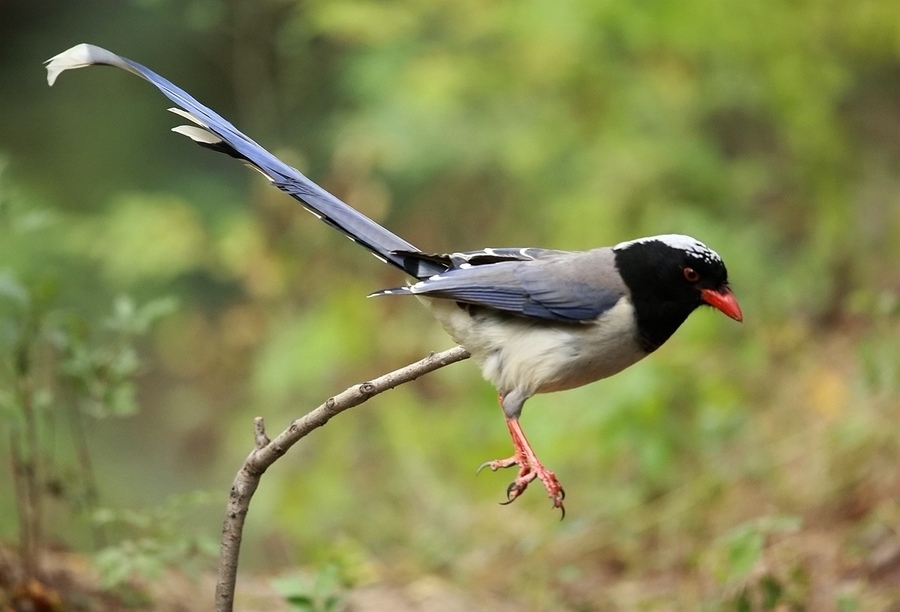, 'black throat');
613,246,703,352
627,295,699,352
